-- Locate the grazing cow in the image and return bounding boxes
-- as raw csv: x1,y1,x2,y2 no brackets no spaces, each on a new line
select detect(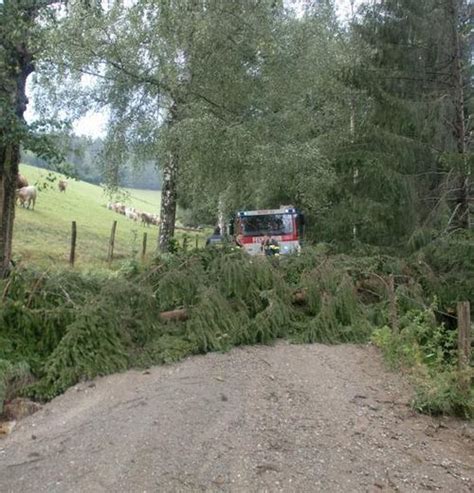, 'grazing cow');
141,212,153,227
17,186,37,210
125,208,139,221
58,180,67,192
16,174,28,189
108,202,161,227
